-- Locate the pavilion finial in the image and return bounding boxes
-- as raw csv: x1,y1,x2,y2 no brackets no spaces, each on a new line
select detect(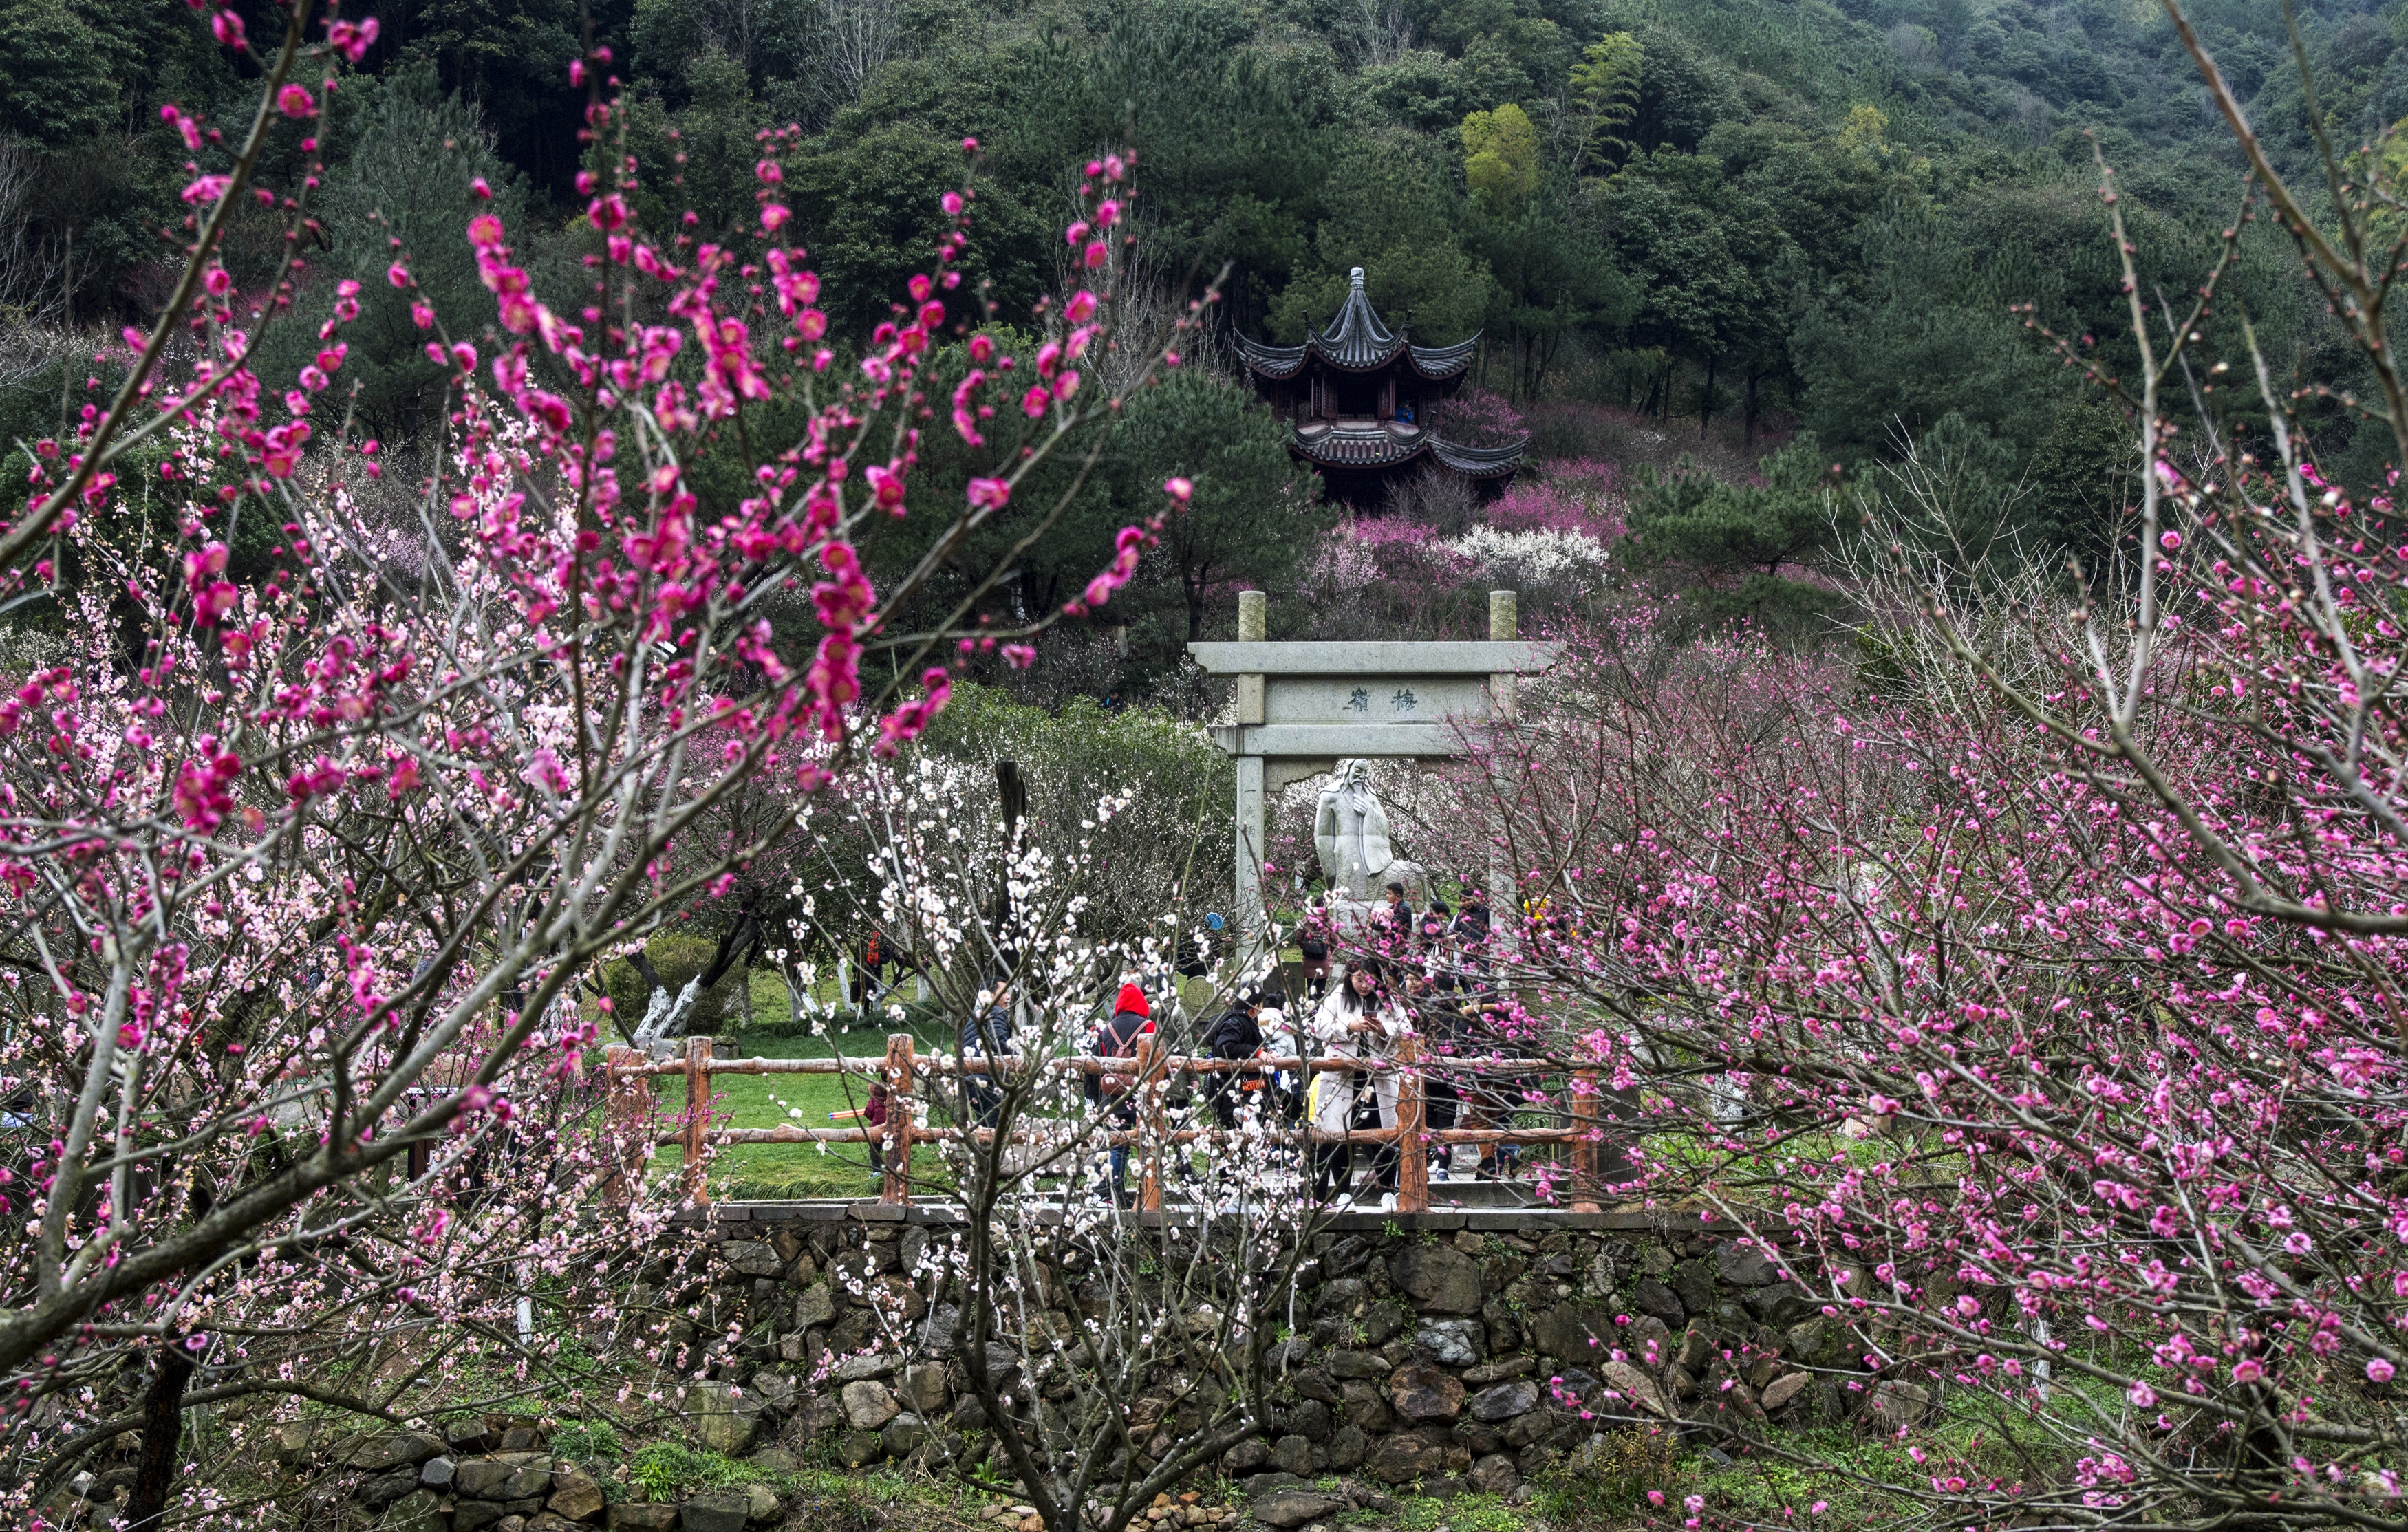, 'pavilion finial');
1349,266,1365,288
